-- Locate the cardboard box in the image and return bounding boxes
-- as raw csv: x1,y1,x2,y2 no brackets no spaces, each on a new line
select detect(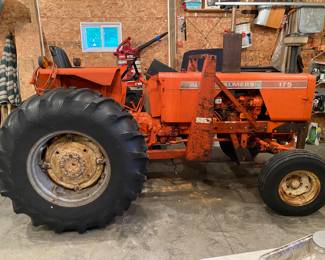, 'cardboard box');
255,7,285,29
